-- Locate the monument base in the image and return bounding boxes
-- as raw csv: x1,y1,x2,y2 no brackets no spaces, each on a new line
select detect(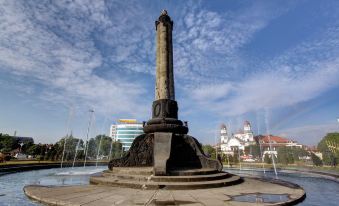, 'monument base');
108,133,222,174
25,176,306,206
